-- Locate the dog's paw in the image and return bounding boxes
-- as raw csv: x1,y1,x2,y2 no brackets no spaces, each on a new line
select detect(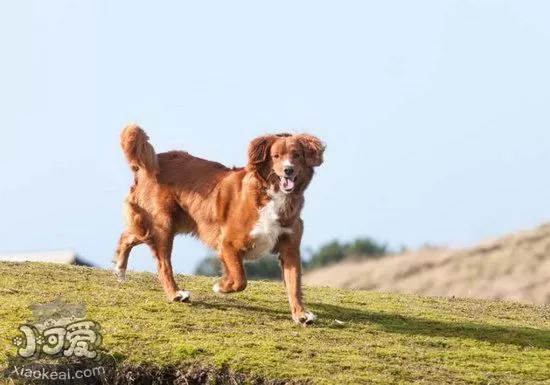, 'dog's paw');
294,312,316,327
172,290,191,302
114,267,126,283
212,283,221,293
